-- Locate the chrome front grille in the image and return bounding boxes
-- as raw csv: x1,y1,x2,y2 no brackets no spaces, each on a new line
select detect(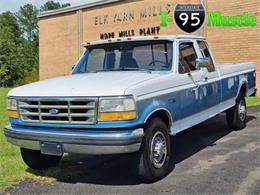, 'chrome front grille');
18,98,98,124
